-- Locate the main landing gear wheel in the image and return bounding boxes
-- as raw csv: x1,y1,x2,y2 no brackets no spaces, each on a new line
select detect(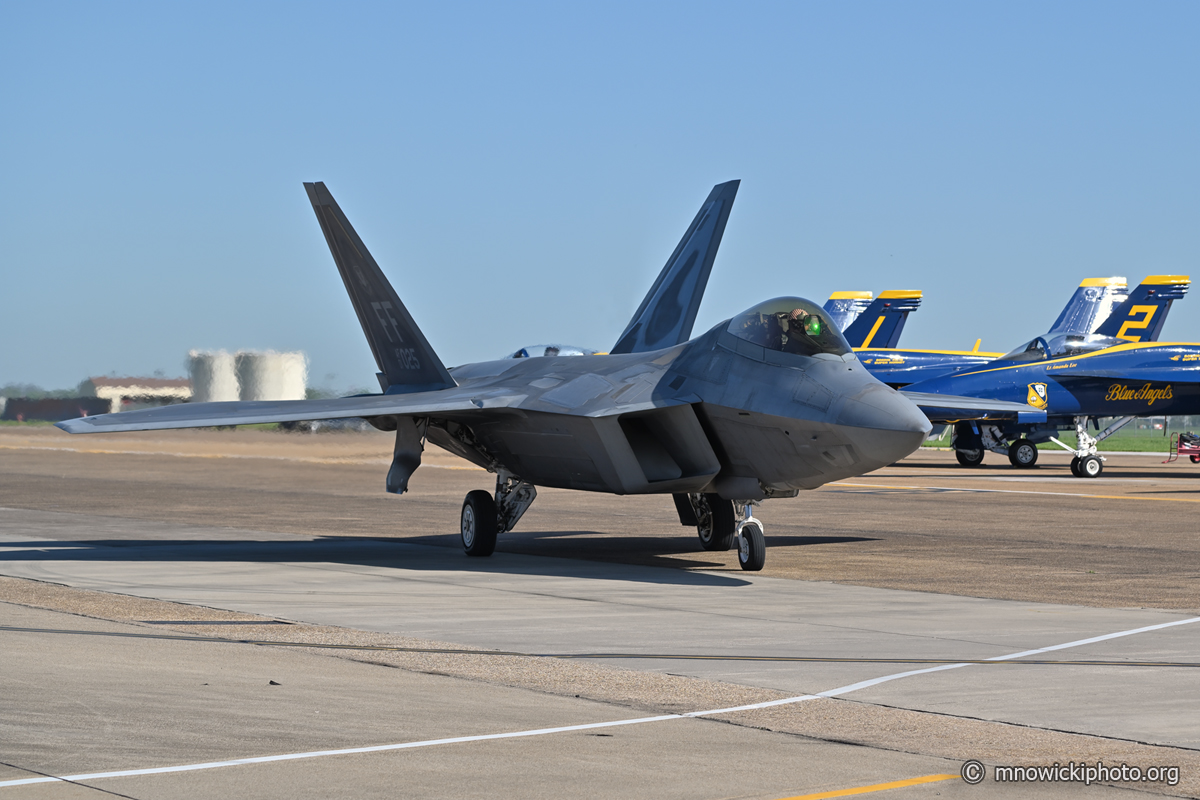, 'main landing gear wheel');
738,522,766,571
461,490,498,556
1078,455,1103,478
955,448,984,467
694,494,736,551
1008,439,1039,468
